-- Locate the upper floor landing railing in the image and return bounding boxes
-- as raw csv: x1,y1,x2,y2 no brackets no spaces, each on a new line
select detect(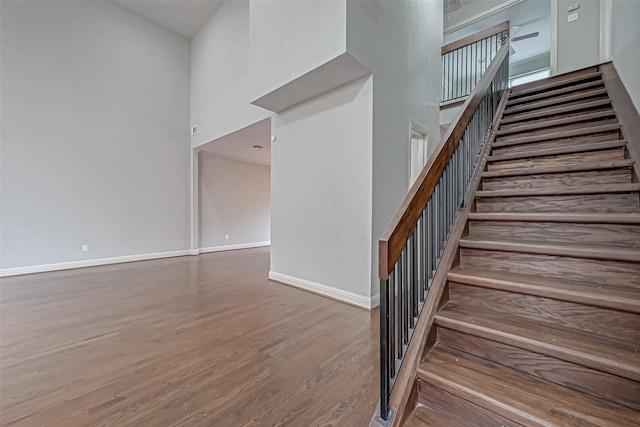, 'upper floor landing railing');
442,21,509,106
